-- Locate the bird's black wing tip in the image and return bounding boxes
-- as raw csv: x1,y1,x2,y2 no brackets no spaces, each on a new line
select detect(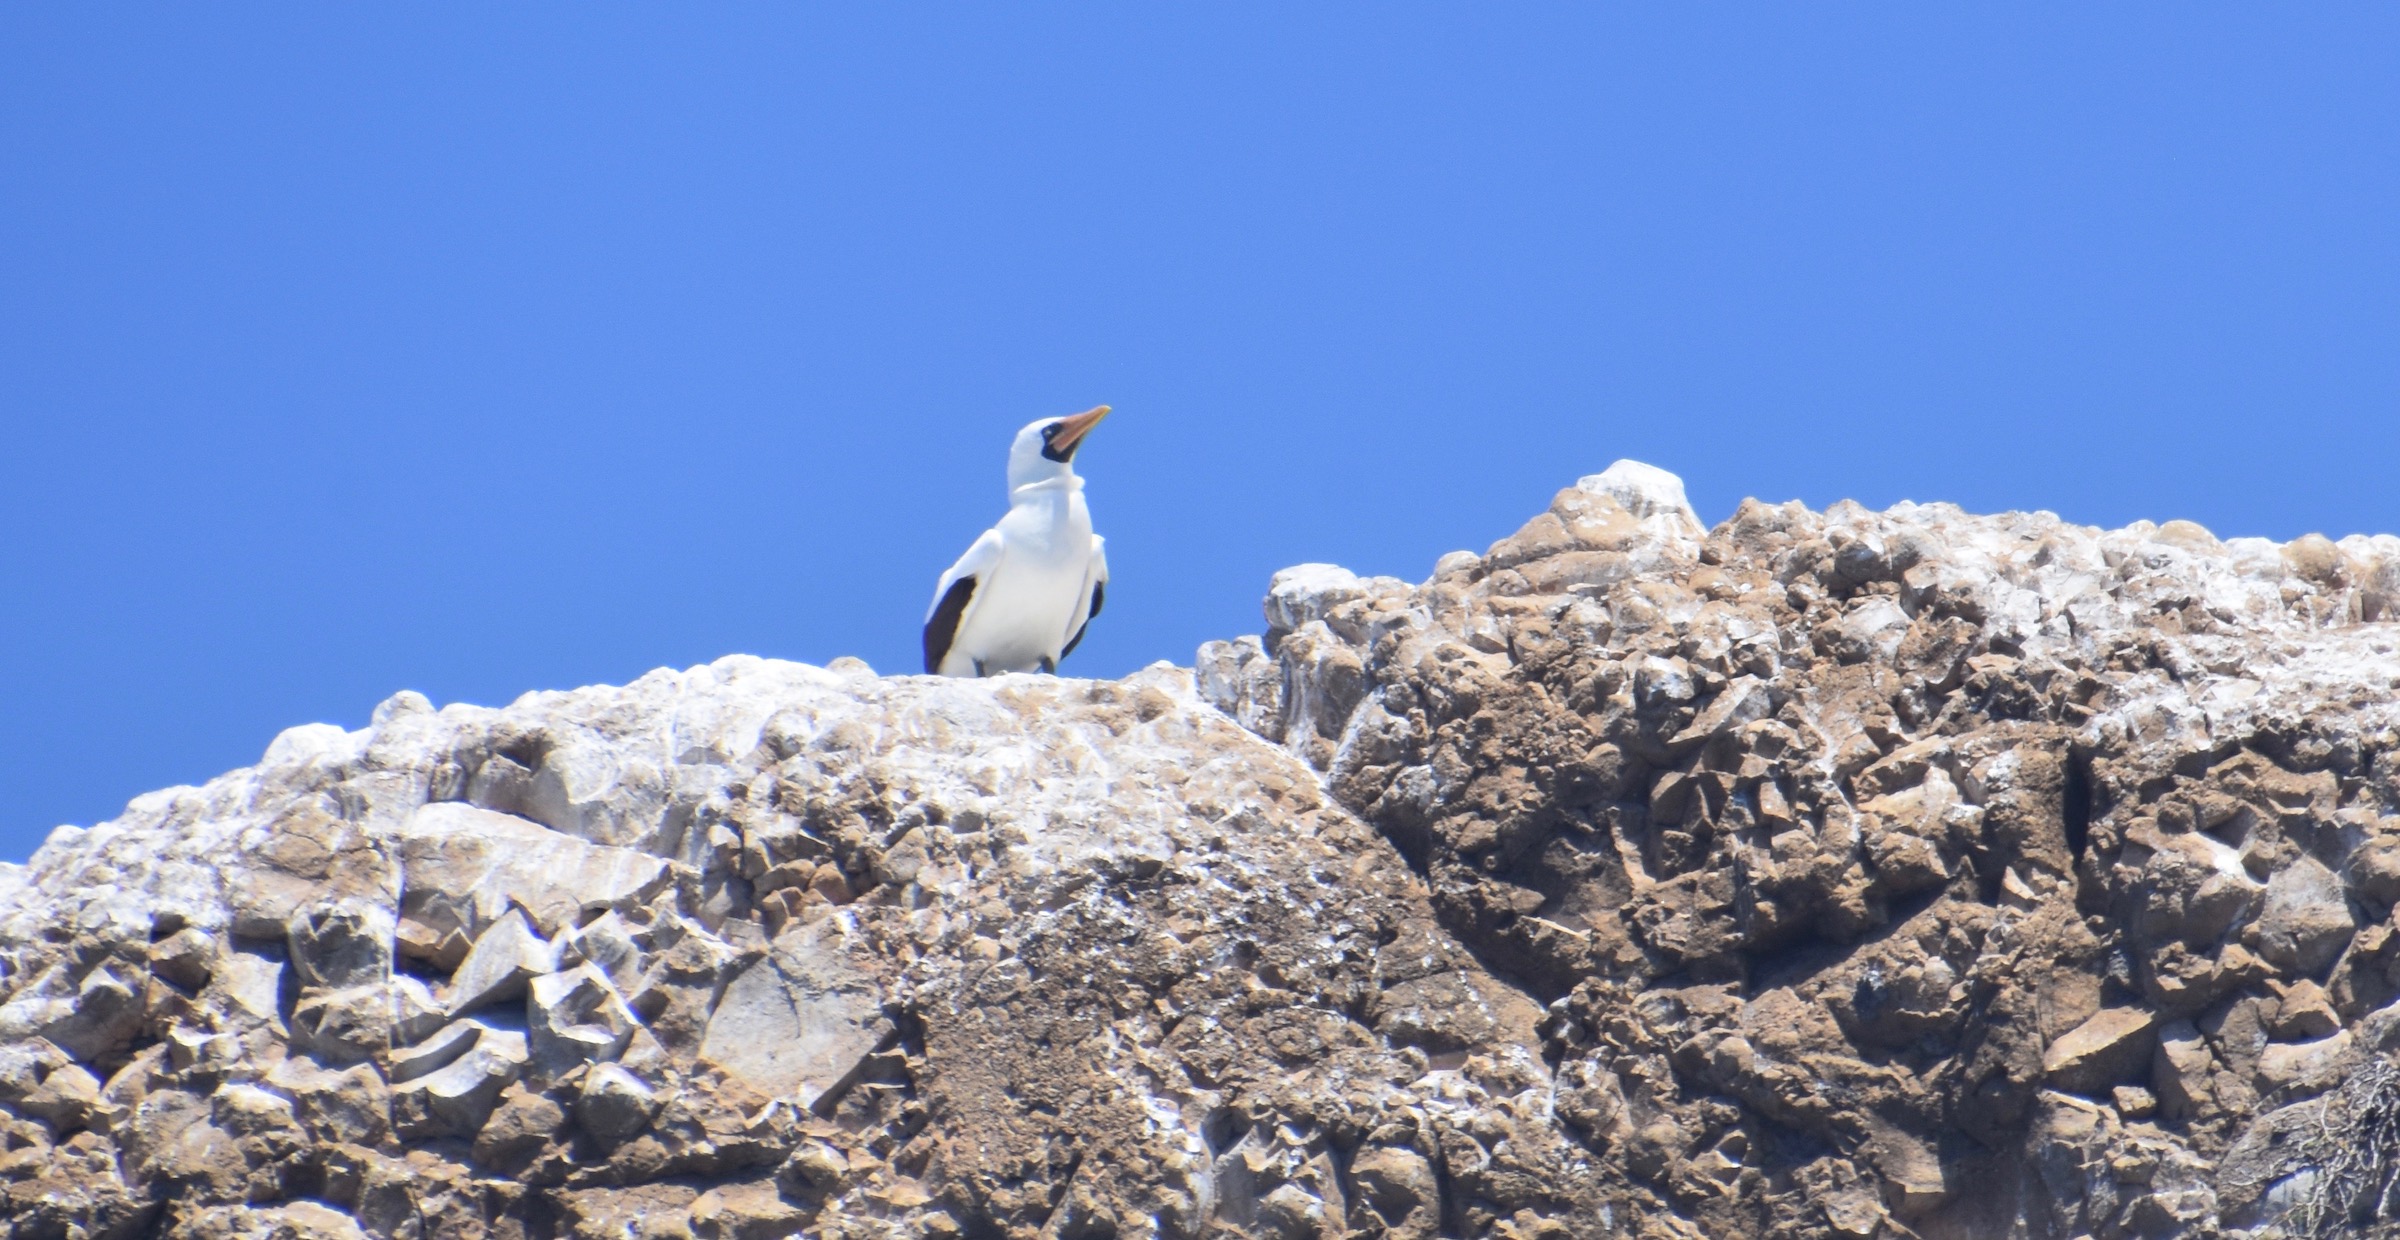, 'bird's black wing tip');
1060,579,1104,662
924,576,977,674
